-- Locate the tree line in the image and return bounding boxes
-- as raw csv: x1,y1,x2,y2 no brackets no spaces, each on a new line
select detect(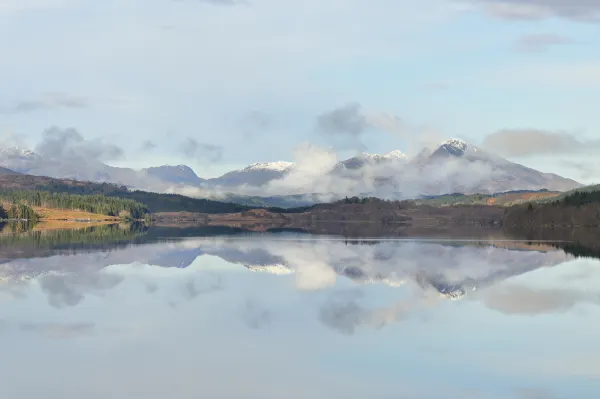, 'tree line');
0,203,39,222
0,190,149,219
